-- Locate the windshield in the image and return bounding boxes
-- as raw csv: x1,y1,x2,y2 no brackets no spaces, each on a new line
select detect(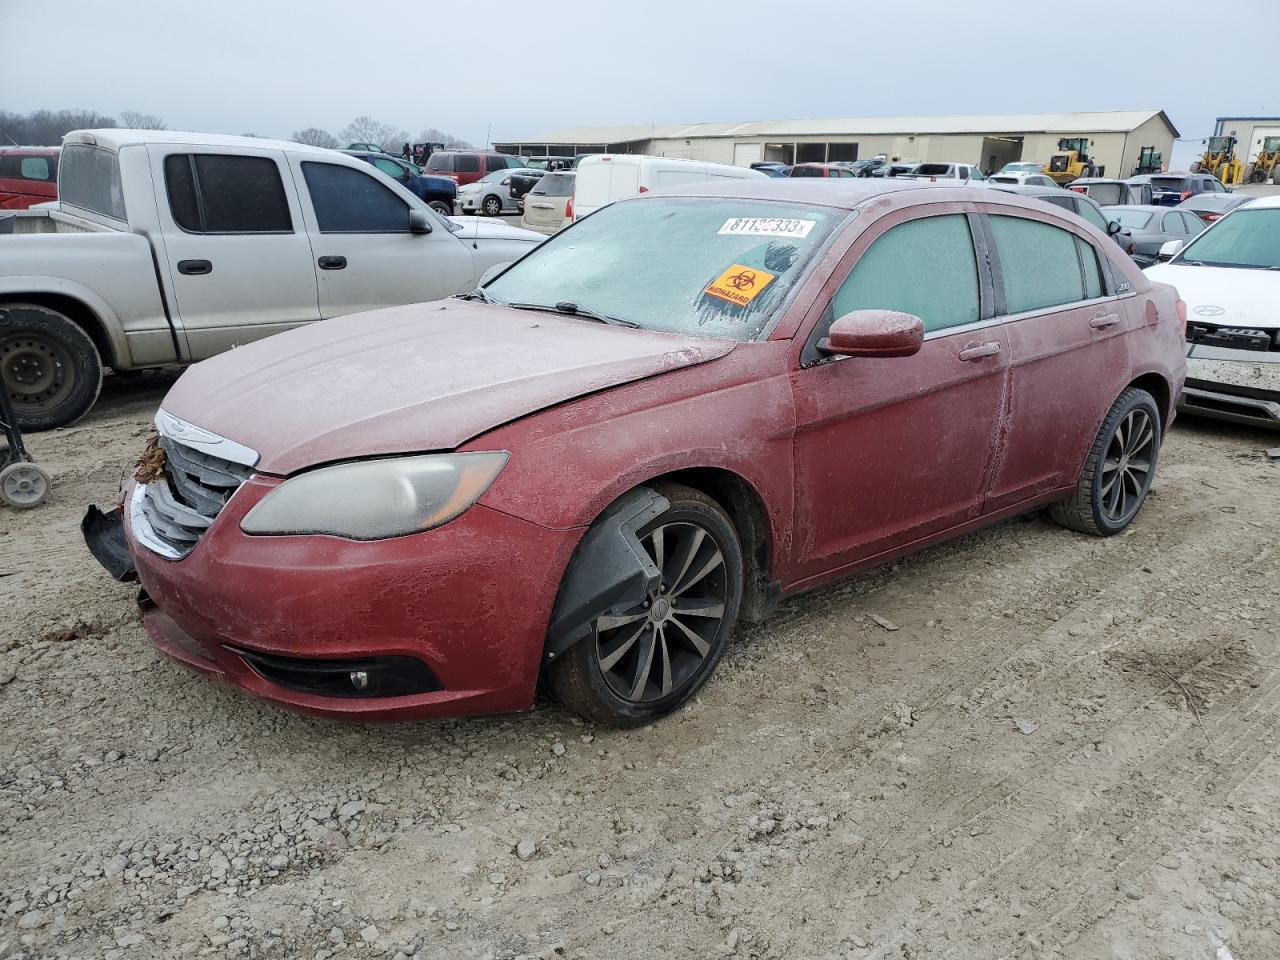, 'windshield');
1108,209,1154,229
525,159,549,170
484,197,846,341
1085,184,1123,205
1177,208,1278,269
480,168,509,183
